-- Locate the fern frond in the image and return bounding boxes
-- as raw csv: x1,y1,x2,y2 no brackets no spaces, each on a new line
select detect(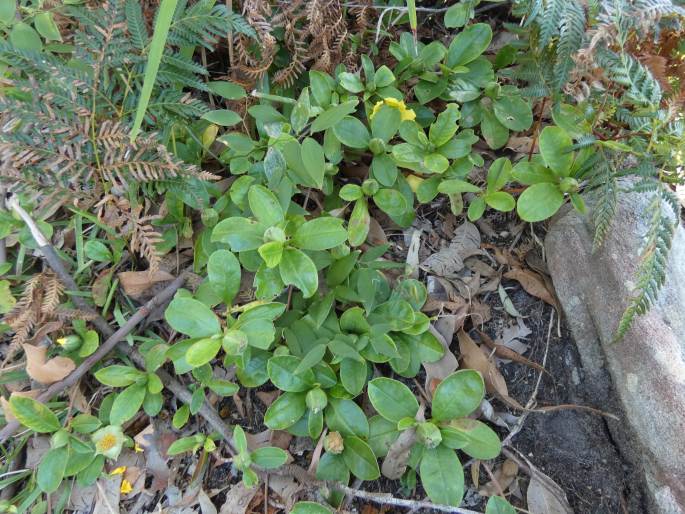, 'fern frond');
590,153,618,250
613,189,676,341
554,1,586,90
